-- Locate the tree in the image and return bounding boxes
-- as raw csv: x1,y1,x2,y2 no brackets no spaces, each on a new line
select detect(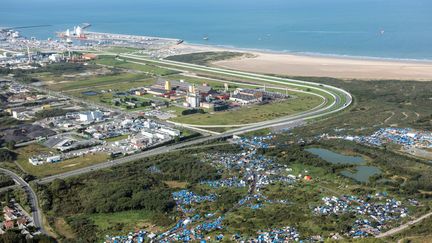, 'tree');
5,141,15,150
0,149,17,162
